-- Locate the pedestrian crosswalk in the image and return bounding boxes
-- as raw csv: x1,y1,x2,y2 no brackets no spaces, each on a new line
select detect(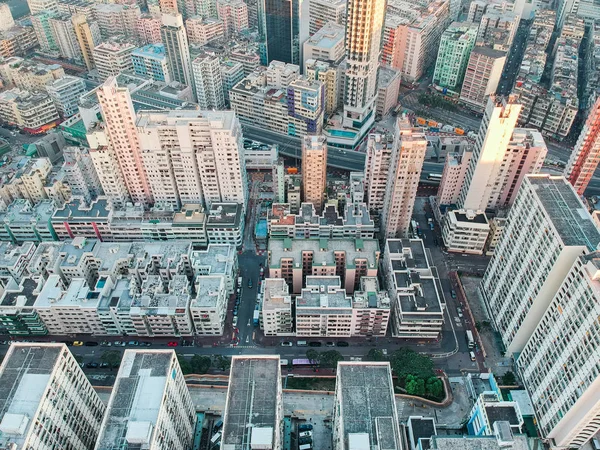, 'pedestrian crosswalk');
234,345,258,349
